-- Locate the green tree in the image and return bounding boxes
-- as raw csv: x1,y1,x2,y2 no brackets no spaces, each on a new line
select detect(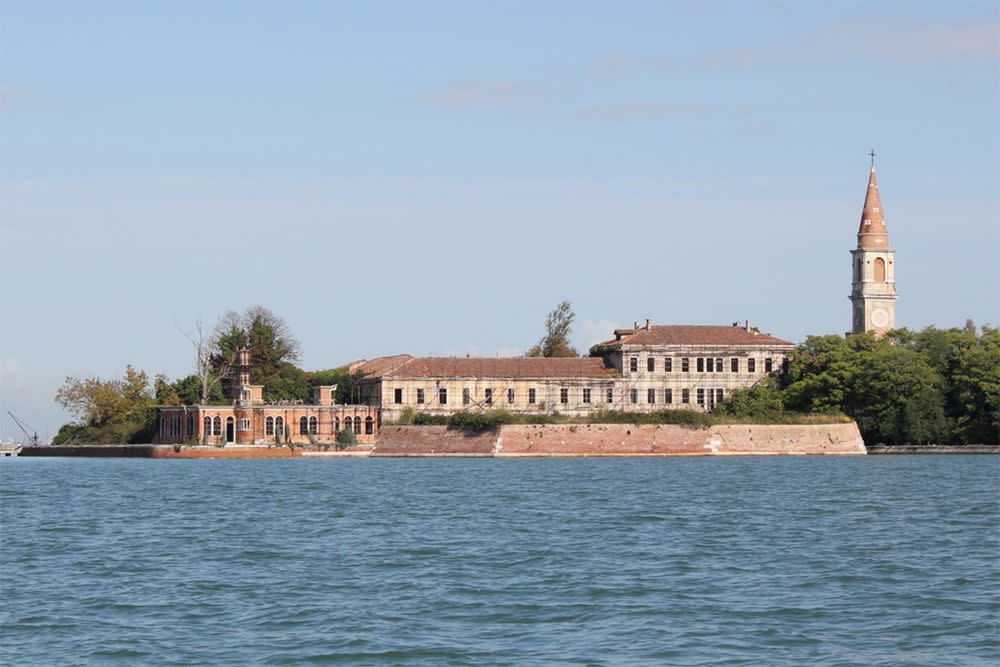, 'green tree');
526,300,579,357
55,365,155,427
715,376,785,419
211,306,301,397
950,326,1000,444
